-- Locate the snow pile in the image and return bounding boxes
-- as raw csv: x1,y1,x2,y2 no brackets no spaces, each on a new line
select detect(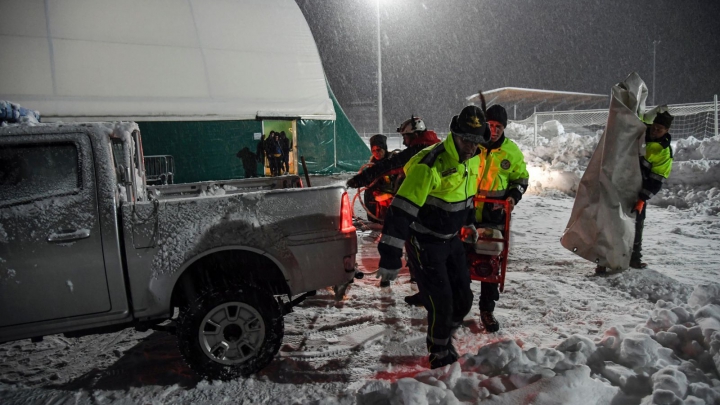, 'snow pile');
674,136,720,162
599,268,694,304
344,283,720,404
507,122,720,215
658,136,720,216
507,122,597,196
